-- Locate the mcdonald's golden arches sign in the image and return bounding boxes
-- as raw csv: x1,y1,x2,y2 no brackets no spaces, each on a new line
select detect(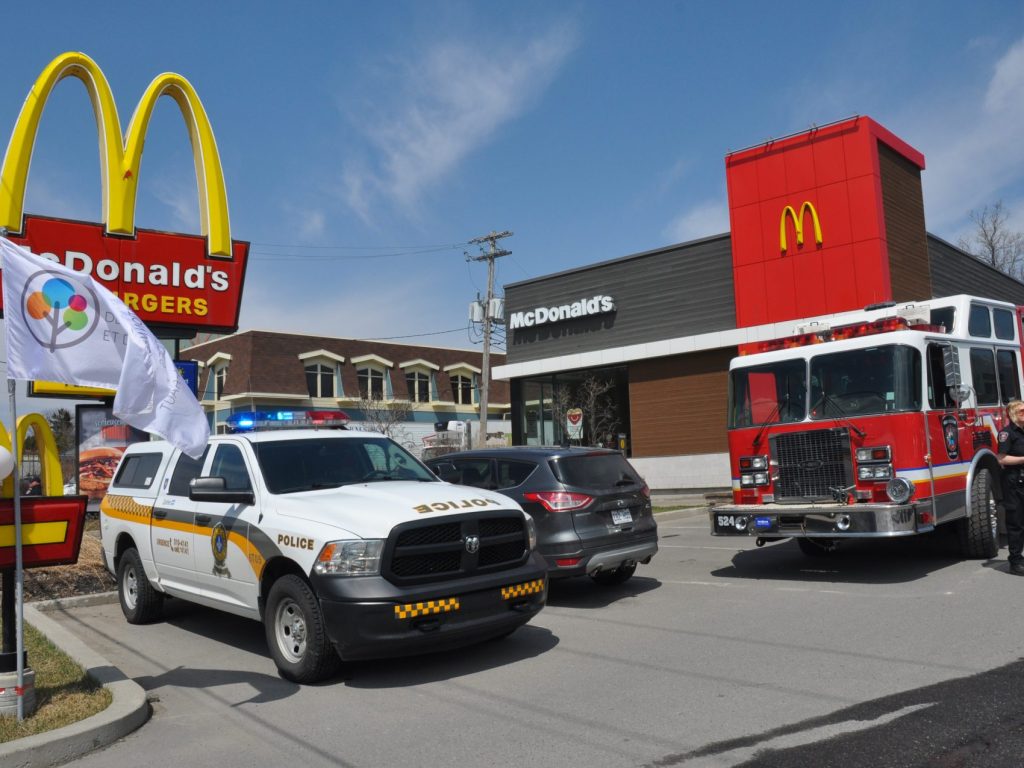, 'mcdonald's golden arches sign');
0,52,248,333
